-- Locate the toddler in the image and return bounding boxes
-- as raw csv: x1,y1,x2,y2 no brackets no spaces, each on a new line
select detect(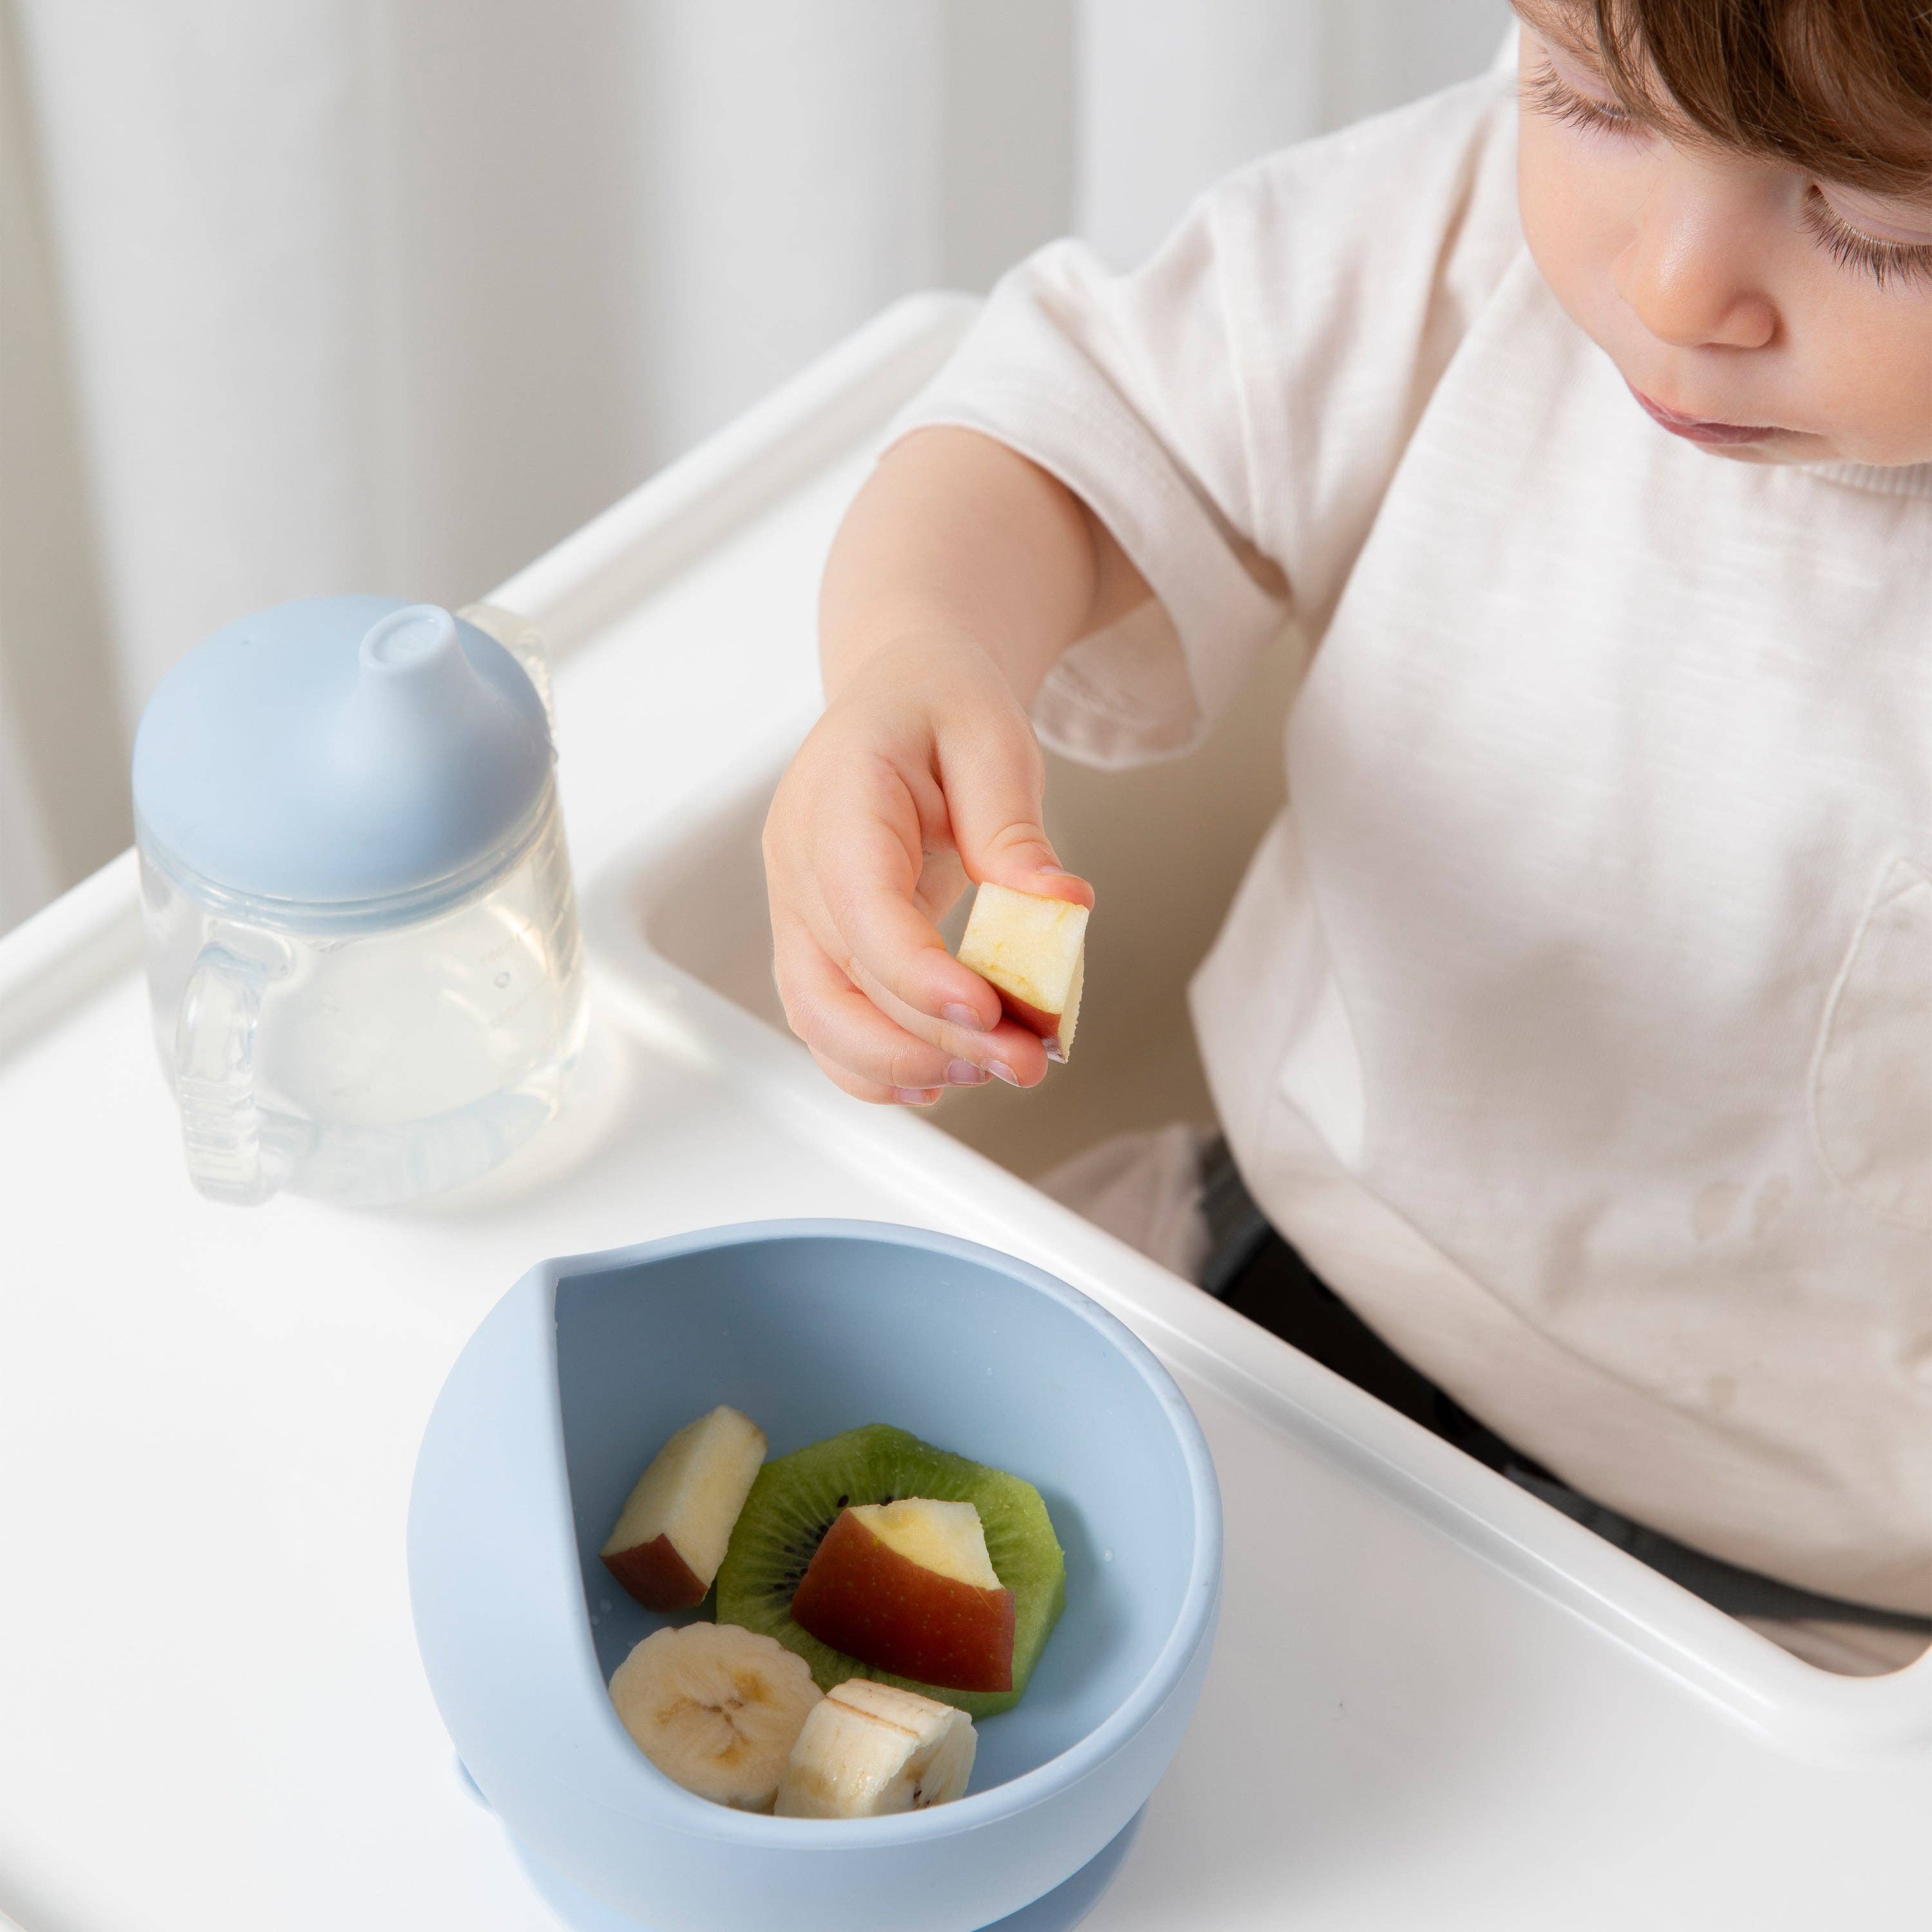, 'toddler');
762,0,1932,1667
